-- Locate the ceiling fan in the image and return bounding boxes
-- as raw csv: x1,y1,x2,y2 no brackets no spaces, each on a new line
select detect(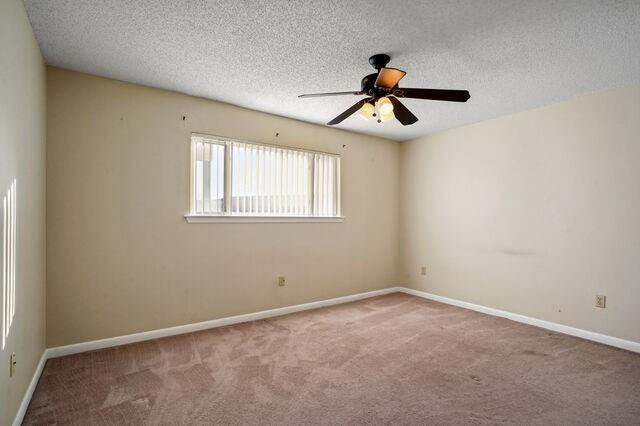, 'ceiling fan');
298,54,470,126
